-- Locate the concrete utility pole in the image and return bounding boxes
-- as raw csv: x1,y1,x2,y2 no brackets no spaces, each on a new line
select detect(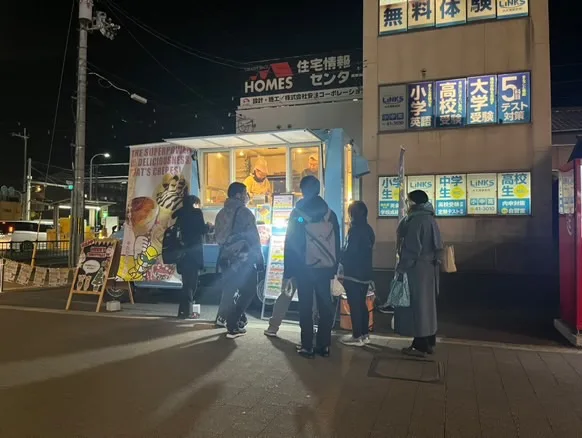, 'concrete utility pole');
10,127,29,219
25,158,32,221
70,0,119,266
